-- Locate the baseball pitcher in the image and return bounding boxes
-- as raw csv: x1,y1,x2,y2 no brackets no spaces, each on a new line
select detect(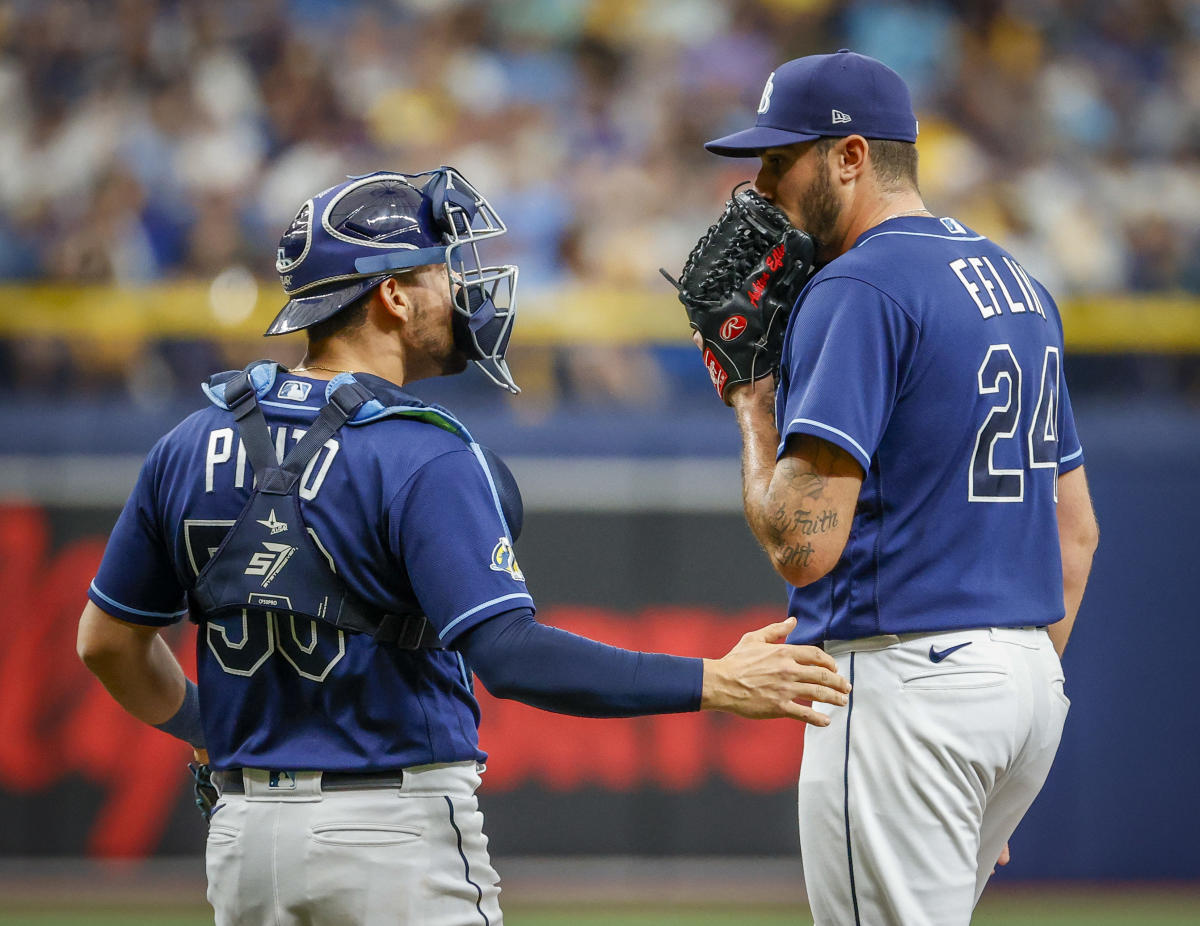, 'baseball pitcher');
669,50,1099,926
